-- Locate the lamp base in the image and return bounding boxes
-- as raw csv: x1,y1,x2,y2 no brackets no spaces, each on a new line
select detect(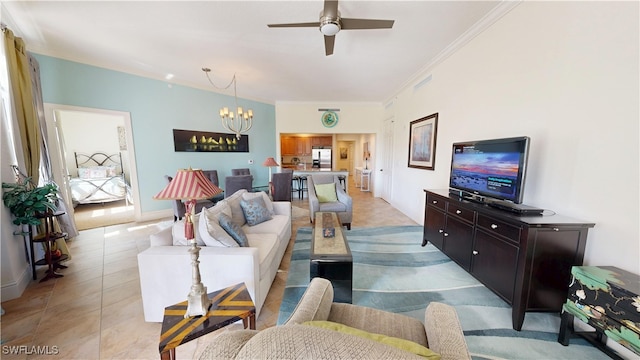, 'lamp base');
185,283,211,318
